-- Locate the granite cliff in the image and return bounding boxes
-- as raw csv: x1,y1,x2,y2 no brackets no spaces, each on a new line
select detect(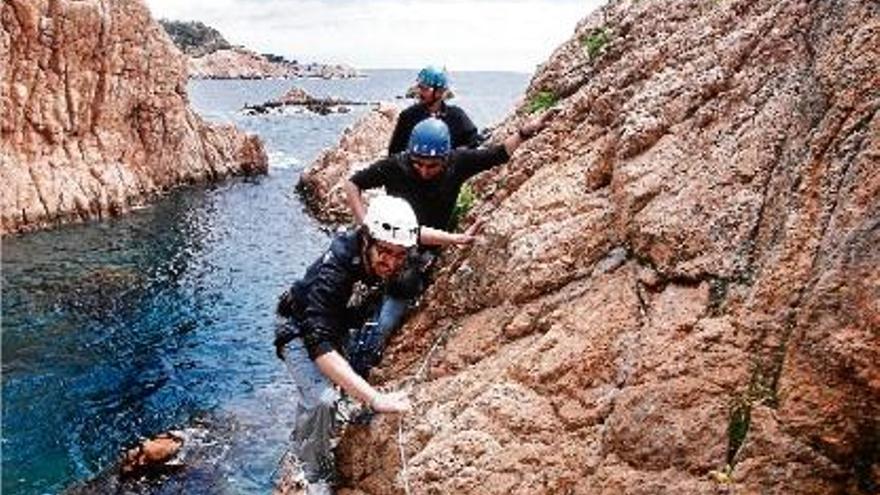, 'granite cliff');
281,0,879,493
297,104,400,223
1,0,267,235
